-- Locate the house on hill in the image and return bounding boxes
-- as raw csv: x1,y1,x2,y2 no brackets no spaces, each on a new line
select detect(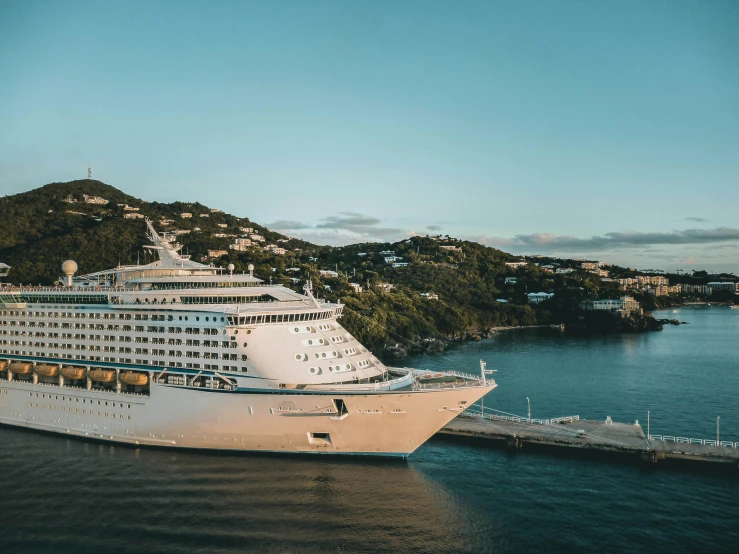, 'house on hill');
527,292,554,304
